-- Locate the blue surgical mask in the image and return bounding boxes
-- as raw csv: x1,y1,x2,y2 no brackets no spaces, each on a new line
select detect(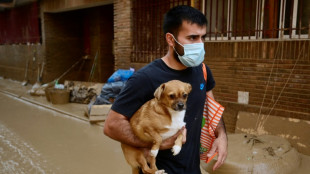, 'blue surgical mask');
170,34,205,67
